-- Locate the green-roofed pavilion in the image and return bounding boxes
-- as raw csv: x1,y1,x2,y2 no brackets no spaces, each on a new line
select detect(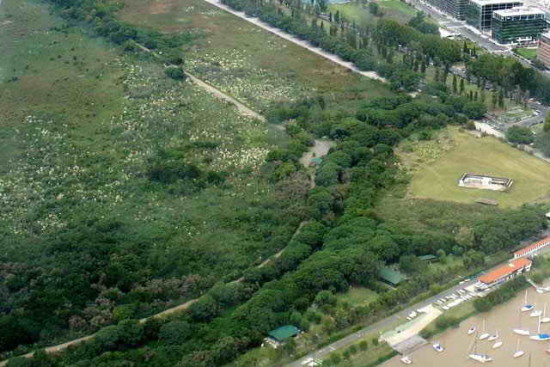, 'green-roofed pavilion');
378,267,407,286
268,325,300,342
